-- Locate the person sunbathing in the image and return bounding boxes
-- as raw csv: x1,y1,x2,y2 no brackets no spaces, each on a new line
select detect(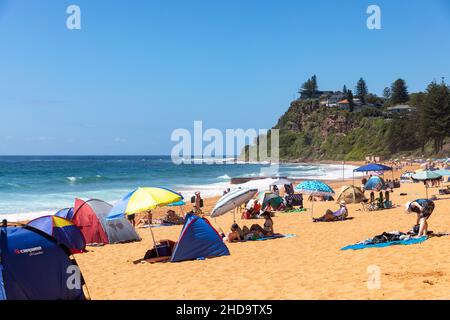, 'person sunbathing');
163,210,184,225
241,212,274,239
313,201,348,222
224,223,243,243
